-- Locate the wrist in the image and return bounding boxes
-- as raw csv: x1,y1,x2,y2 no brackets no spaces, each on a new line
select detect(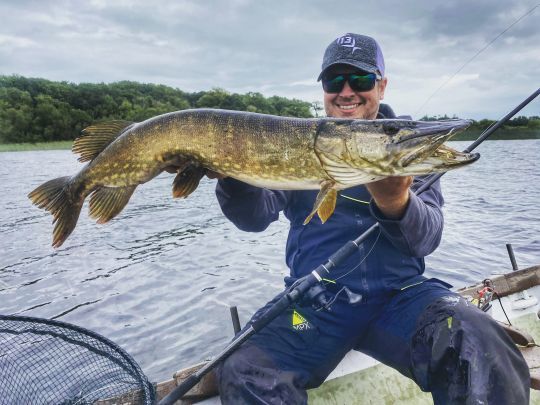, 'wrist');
373,190,410,219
